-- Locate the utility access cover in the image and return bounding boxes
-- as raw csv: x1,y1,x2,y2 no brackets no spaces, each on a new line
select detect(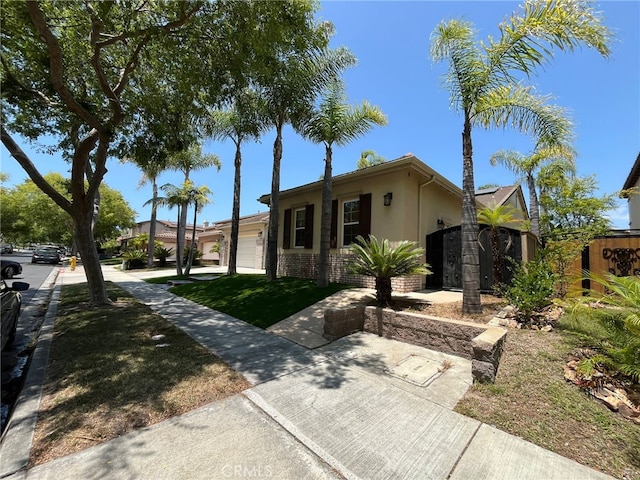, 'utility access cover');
387,355,441,386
